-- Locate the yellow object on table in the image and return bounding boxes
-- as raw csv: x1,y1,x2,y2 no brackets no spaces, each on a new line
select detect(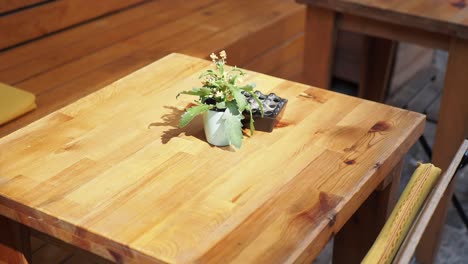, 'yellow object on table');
362,163,441,264
0,82,36,125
